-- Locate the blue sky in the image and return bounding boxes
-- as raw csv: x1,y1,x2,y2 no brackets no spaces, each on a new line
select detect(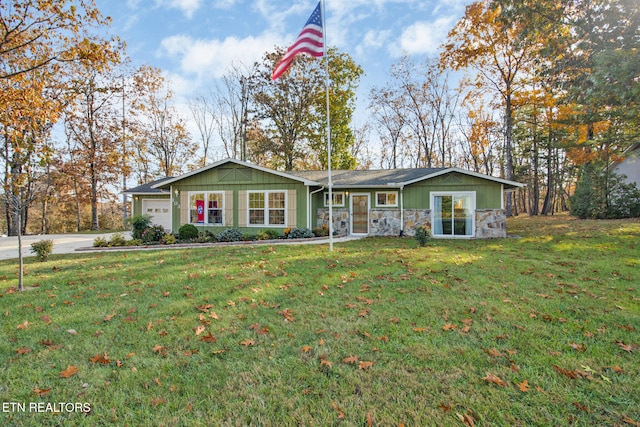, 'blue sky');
96,0,469,133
